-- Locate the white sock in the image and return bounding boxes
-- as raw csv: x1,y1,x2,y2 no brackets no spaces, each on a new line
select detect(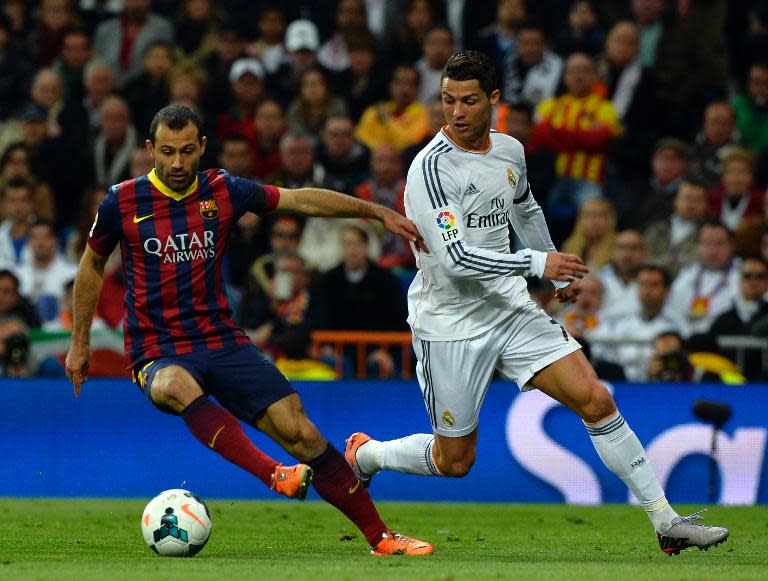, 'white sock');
586,412,678,533
357,434,441,476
